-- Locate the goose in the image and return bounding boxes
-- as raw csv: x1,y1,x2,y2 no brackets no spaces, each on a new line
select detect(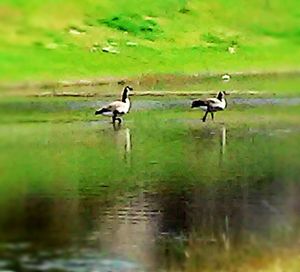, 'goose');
191,91,227,122
95,86,133,124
